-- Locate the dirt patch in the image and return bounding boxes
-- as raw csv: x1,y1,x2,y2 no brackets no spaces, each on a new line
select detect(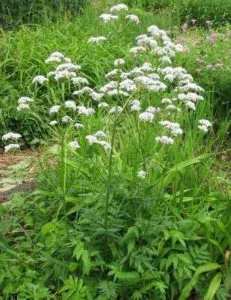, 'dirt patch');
0,150,39,203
